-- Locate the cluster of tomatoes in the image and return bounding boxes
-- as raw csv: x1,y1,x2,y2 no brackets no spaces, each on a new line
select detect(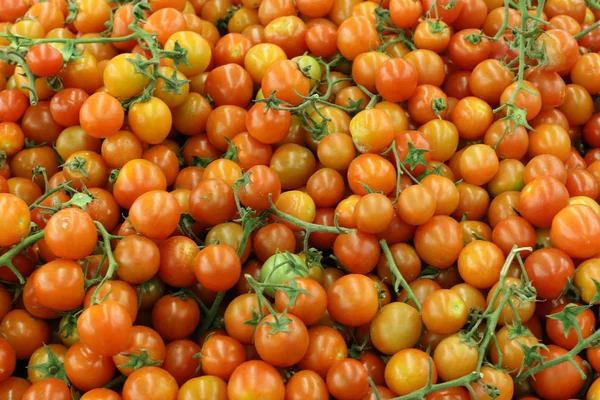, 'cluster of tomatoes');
2,0,600,397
